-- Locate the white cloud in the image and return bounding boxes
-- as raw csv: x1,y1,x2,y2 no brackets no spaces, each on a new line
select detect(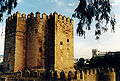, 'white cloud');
112,0,120,6
17,0,22,3
51,0,65,6
114,0,120,3
64,8,74,13
51,0,58,2
68,3,75,7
